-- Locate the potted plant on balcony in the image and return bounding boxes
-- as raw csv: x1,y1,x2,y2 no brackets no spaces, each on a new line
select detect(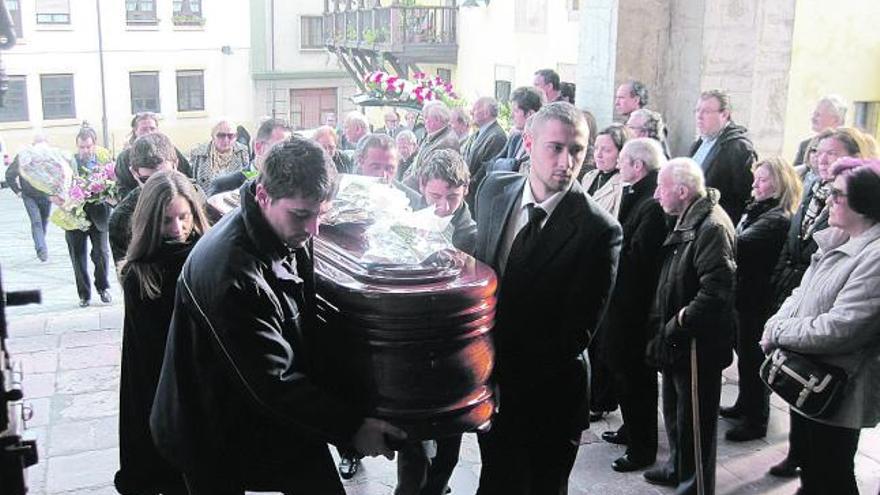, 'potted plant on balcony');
173,14,205,26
